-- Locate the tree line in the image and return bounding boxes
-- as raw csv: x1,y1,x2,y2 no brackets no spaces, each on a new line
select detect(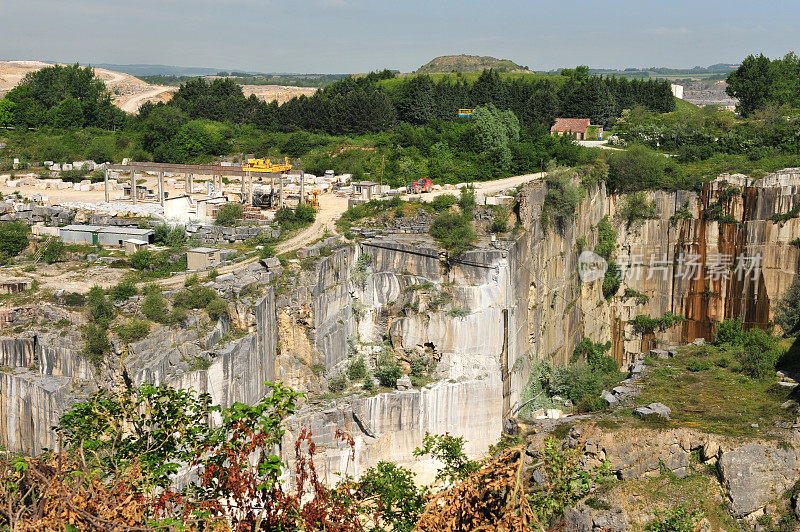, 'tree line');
0,64,126,130
726,52,800,117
